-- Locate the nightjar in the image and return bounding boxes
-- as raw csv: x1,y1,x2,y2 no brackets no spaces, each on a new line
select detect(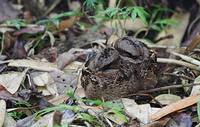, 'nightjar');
81,36,158,100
